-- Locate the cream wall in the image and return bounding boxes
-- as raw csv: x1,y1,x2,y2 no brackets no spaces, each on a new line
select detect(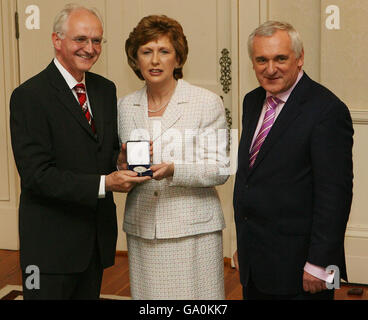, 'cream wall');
321,0,368,109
